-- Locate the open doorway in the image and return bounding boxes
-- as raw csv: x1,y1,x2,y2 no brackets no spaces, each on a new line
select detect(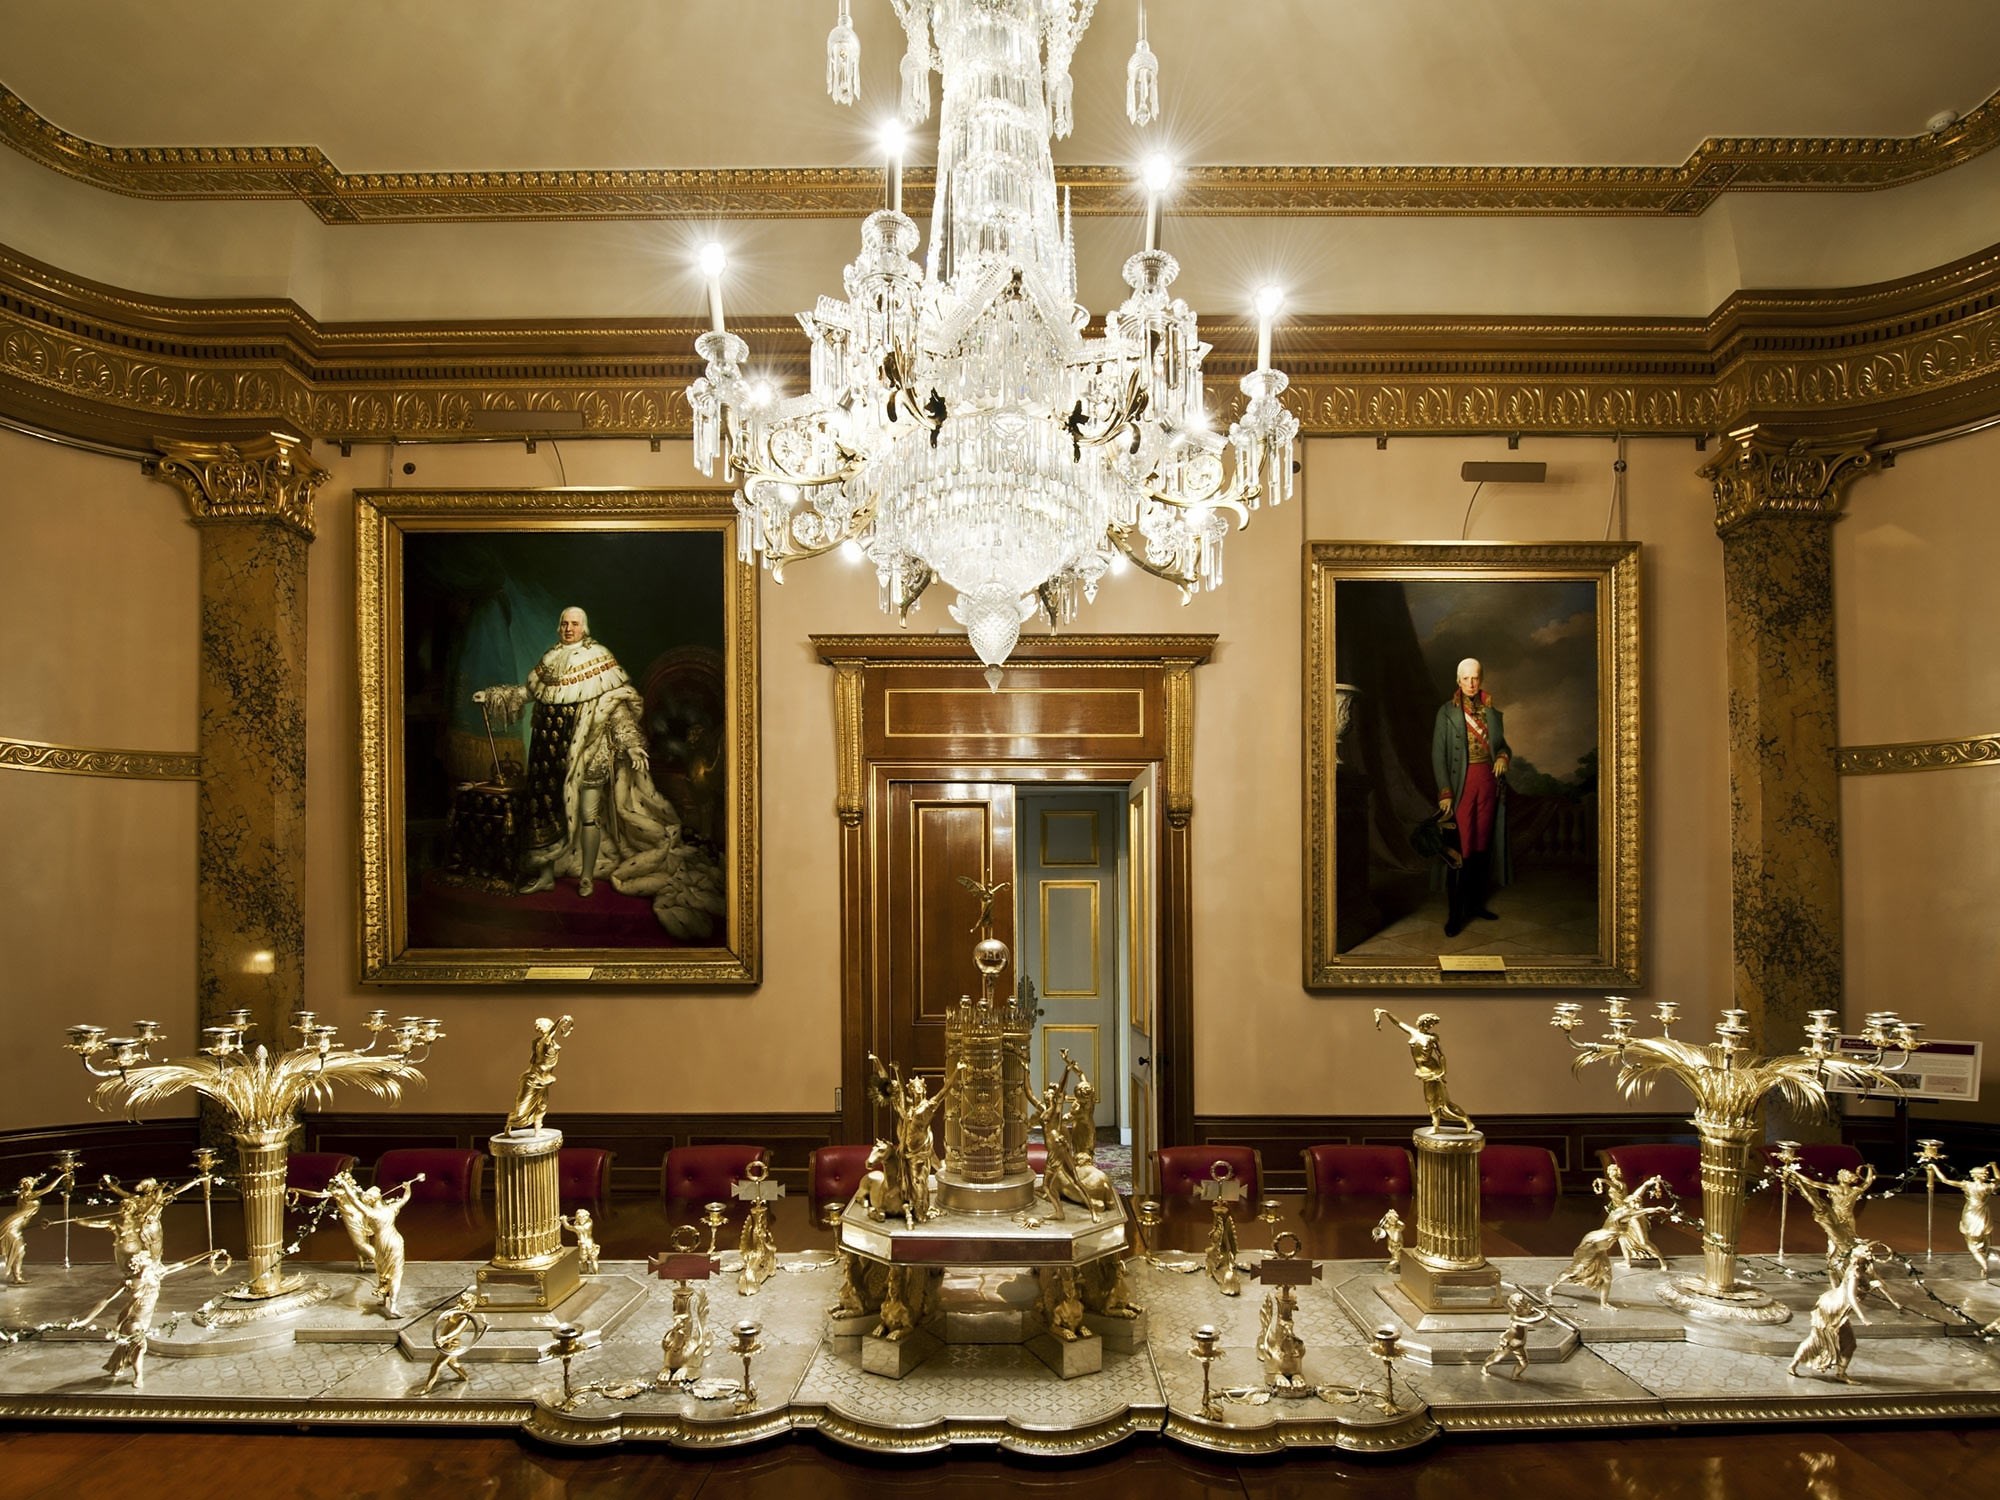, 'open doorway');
868,770,1151,1192
1015,784,1128,1161
1011,772,1163,1192
818,632,1212,1197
